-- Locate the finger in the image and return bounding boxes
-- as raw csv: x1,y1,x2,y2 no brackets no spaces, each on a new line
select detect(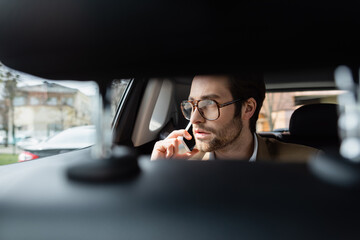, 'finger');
166,130,187,139
175,148,200,159
174,138,180,154
166,143,175,158
154,141,167,153
184,130,192,140
152,139,175,158
165,138,180,154
151,141,167,160
152,138,182,160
